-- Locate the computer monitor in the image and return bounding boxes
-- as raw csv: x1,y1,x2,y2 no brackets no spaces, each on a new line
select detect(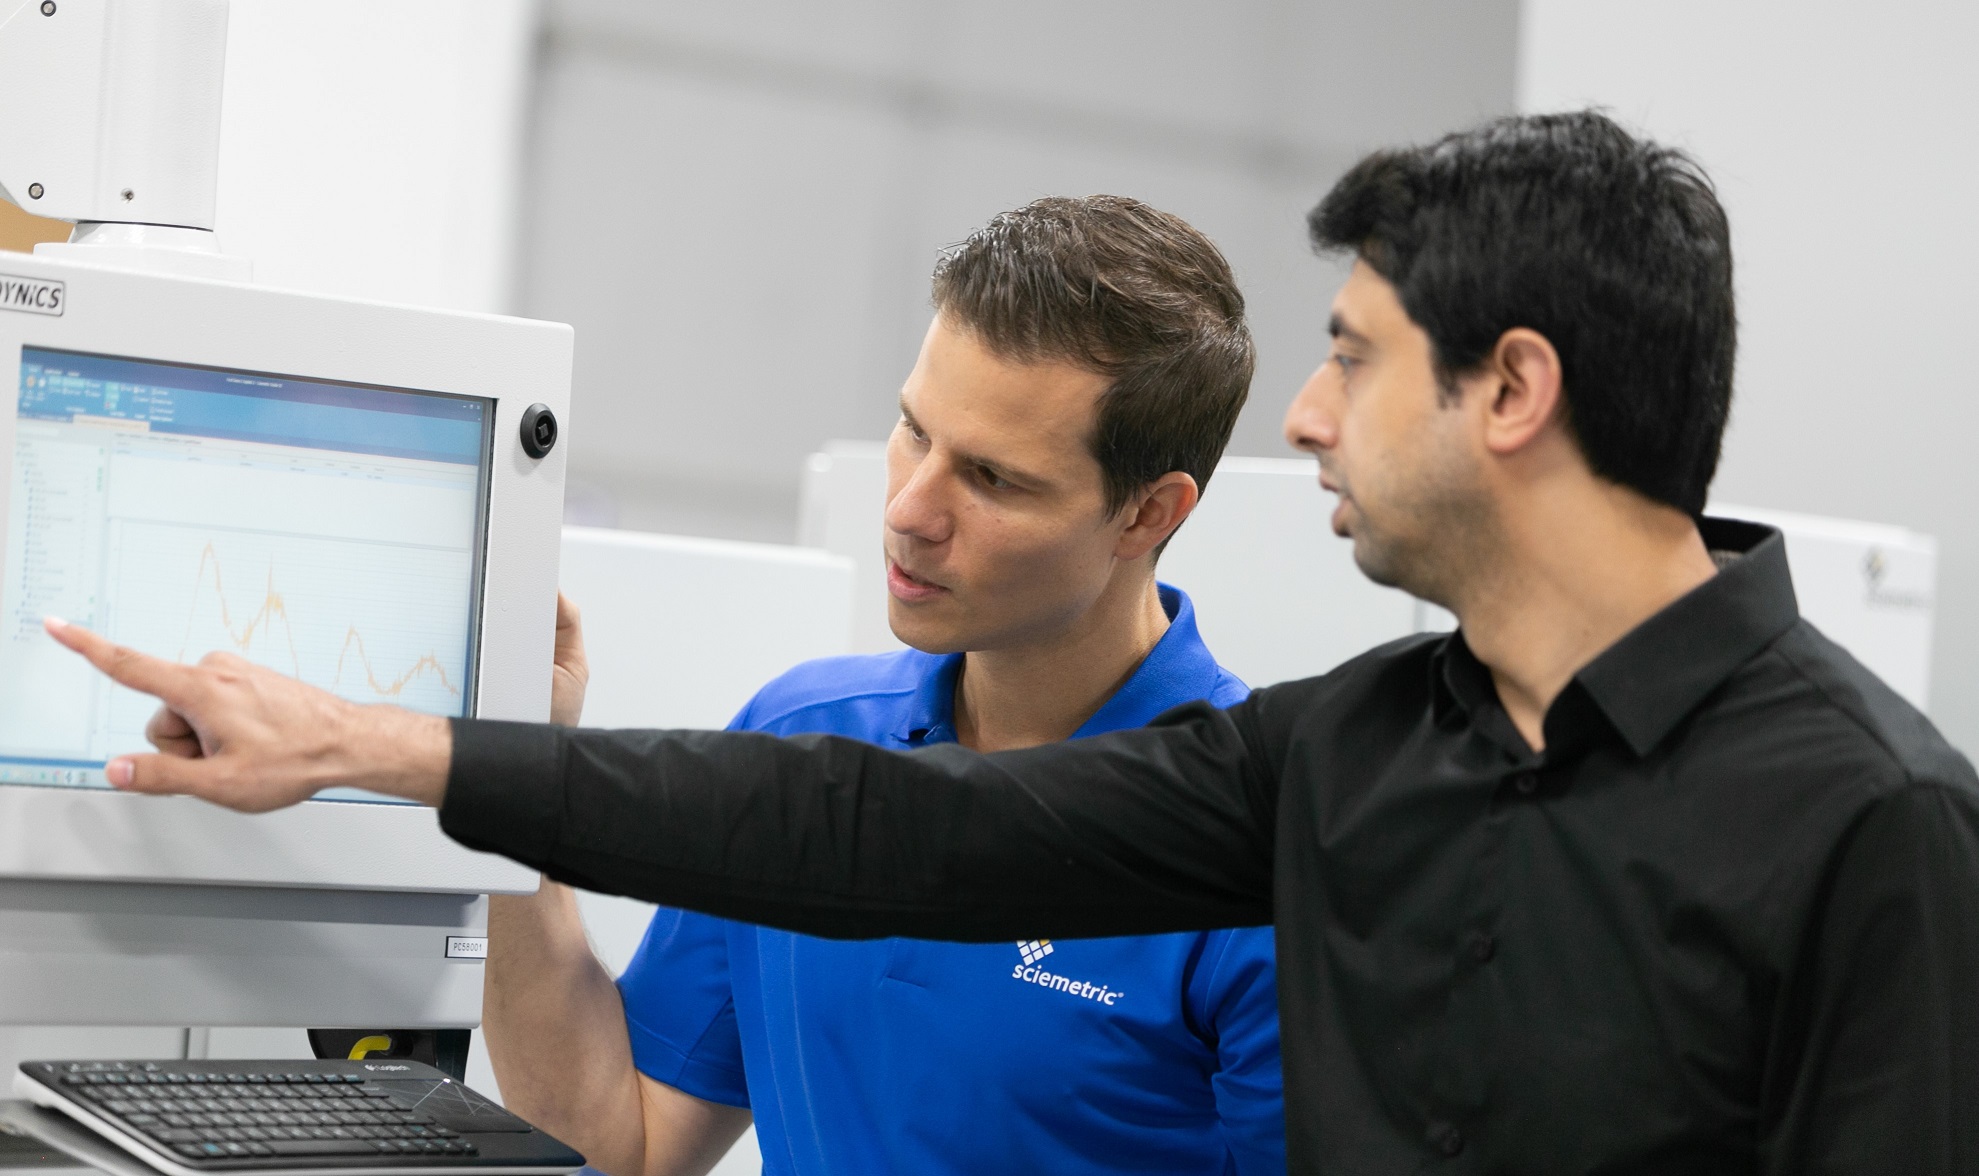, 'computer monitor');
0,253,563,899
3,346,490,801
